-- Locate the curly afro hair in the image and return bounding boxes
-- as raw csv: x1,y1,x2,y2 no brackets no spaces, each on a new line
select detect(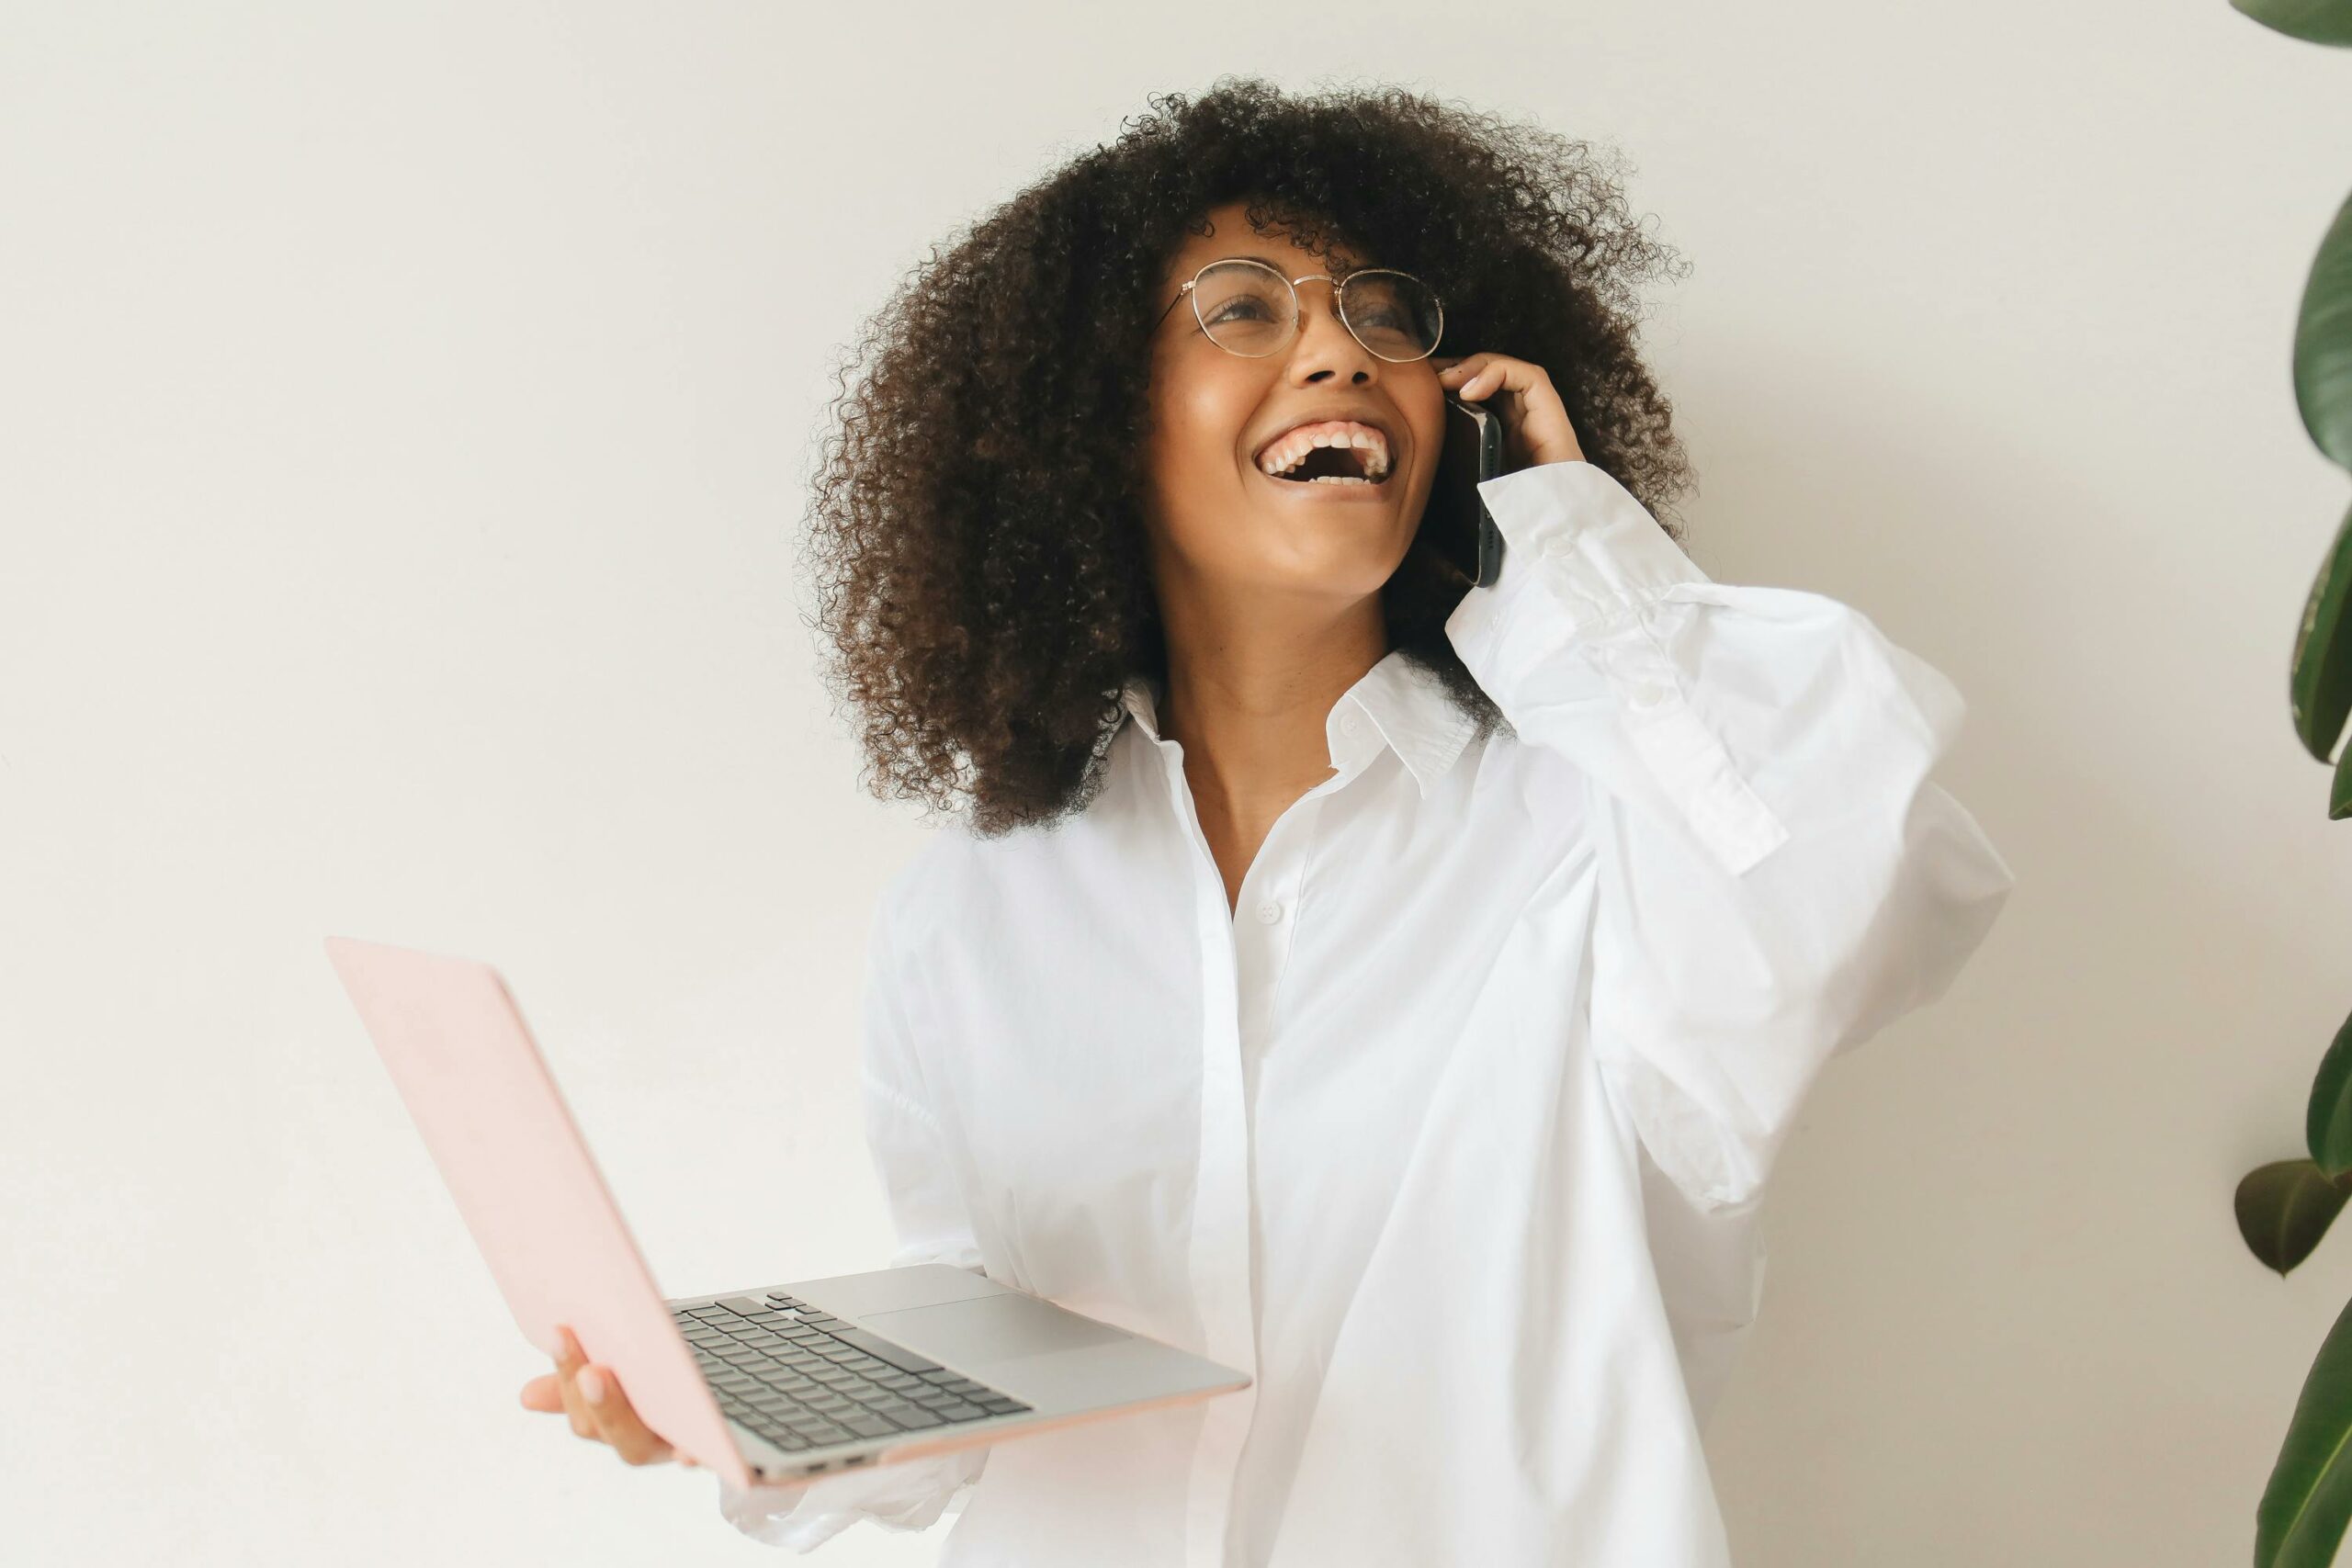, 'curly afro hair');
799,76,1697,839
